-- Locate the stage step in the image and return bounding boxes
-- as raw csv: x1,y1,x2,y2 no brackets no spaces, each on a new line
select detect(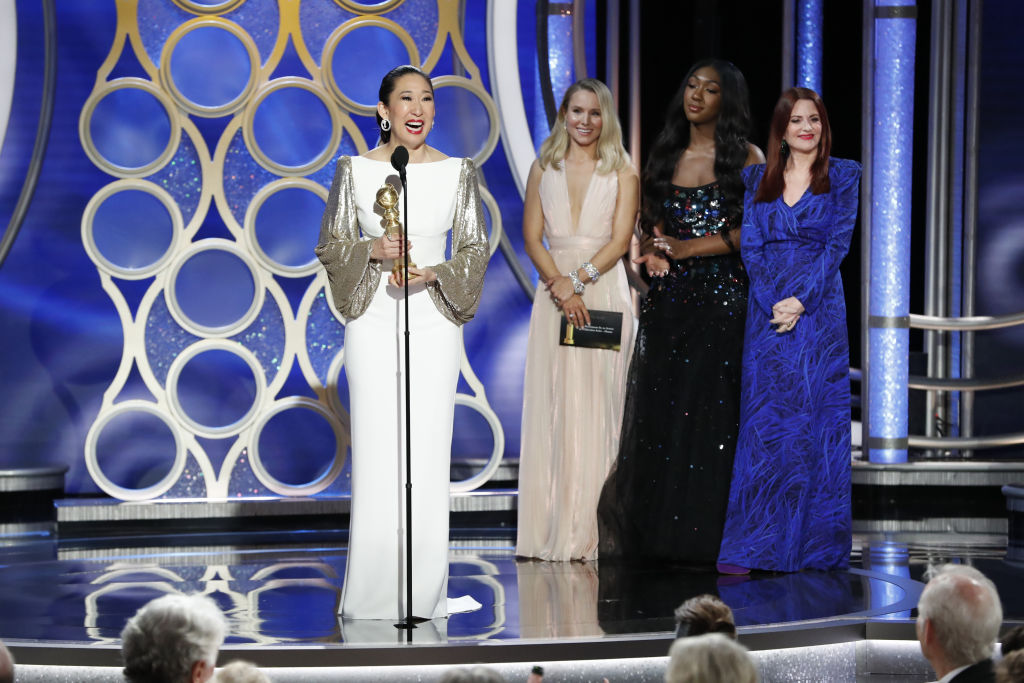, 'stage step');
54,489,519,541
